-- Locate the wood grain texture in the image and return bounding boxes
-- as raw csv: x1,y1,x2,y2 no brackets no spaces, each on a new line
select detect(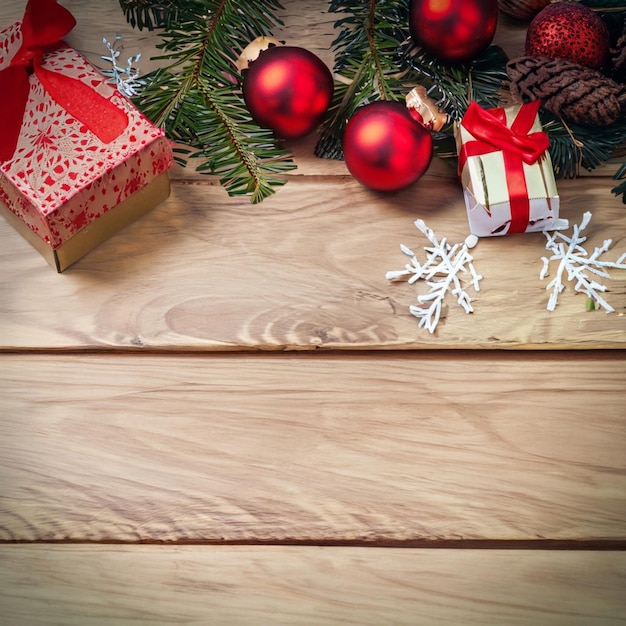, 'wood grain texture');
1,352,625,543
1,177,624,351
1,545,625,626
1,4,625,623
